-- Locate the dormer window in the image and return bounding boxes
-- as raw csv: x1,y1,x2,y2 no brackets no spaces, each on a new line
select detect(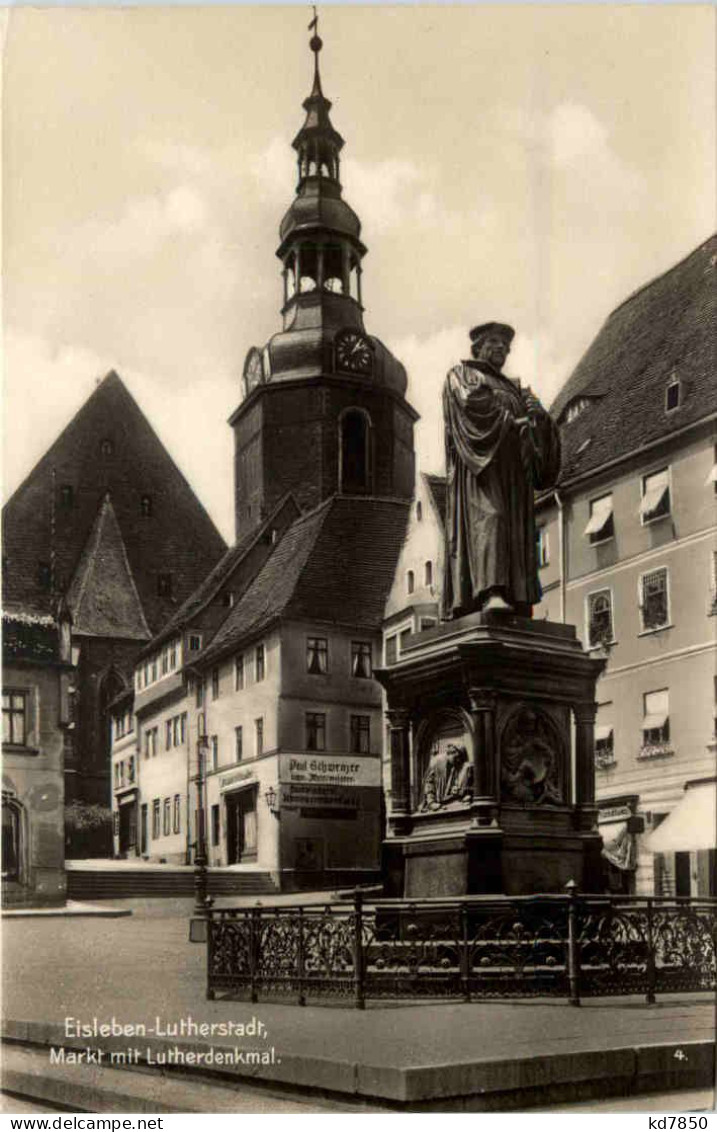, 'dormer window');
157,573,173,598
140,495,153,517
60,485,74,509
562,396,592,425
665,375,680,412
100,438,114,457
